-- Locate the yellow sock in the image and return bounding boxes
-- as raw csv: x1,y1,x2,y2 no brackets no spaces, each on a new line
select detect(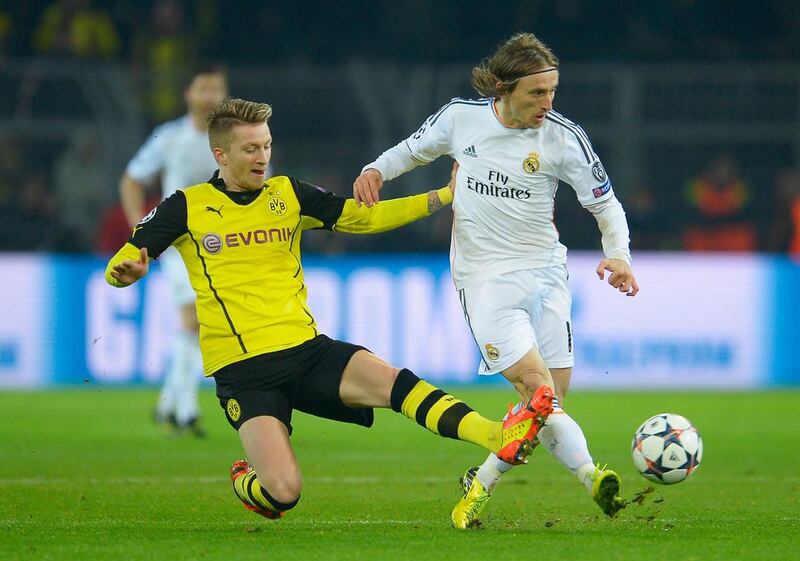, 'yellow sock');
391,369,500,452
458,411,502,451
233,470,278,511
